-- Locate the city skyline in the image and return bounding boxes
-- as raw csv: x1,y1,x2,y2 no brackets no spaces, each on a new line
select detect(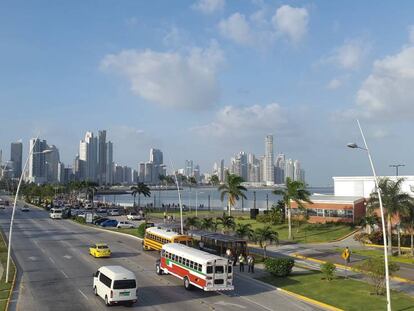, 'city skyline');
1,1,414,185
